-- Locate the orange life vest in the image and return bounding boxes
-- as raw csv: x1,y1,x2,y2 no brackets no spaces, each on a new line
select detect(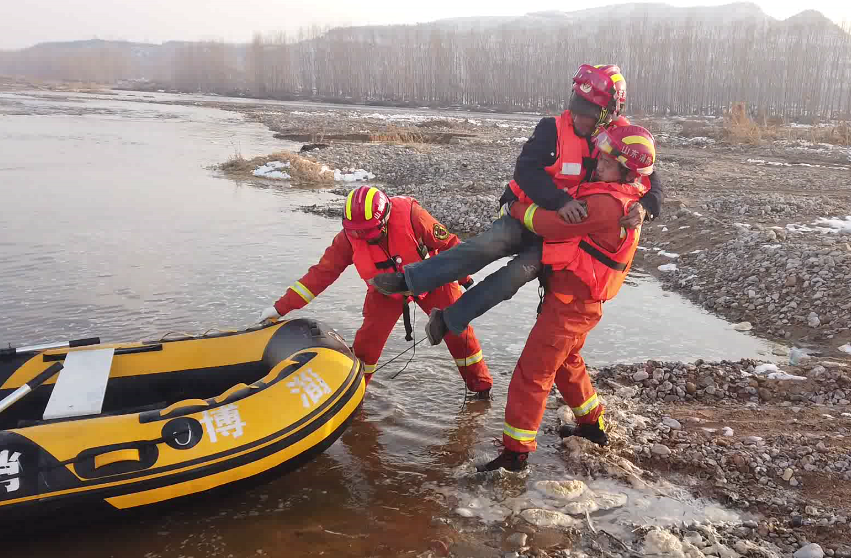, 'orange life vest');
509,110,592,203
347,196,431,288
541,181,646,302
